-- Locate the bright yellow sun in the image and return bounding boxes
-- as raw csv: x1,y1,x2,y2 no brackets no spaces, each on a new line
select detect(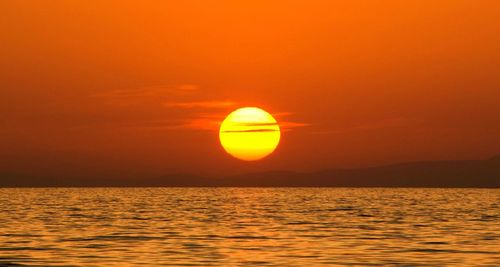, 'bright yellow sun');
219,107,280,161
